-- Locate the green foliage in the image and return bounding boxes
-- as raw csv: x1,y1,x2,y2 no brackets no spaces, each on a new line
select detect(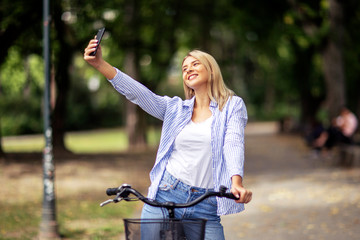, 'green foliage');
0,48,26,95
1,0,360,137
0,47,44,136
